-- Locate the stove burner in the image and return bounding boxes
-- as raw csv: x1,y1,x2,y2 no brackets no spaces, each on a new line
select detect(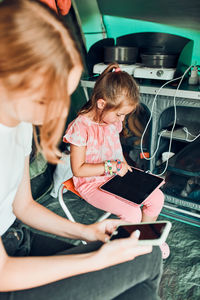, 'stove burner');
134,67,176,81
93,63,142,75
93,63,176,81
